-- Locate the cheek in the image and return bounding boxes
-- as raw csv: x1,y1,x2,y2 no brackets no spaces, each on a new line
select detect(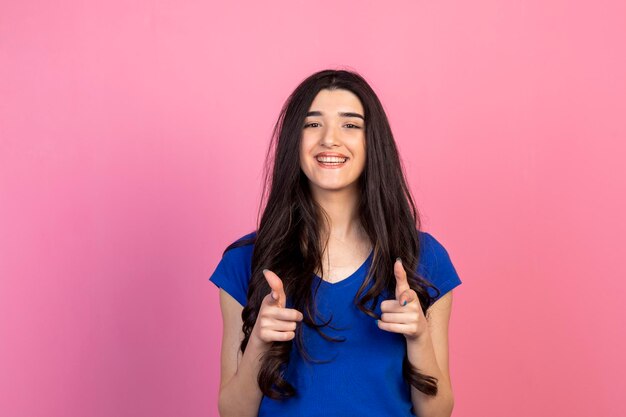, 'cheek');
355,147,367,171
299,144,308,161
298,146,312,173
299,137,316,160
350,140,366,163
